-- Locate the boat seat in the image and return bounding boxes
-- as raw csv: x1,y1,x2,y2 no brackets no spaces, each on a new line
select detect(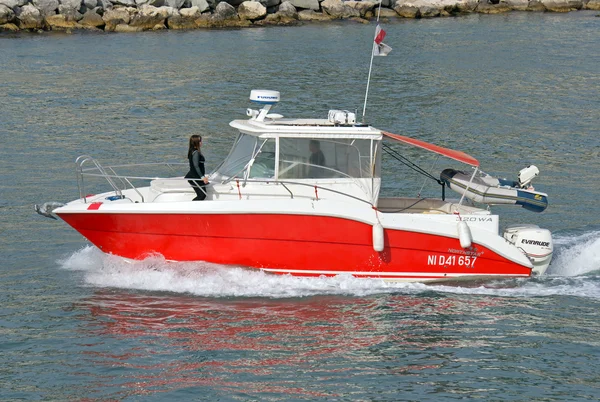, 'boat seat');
150,178,195,193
